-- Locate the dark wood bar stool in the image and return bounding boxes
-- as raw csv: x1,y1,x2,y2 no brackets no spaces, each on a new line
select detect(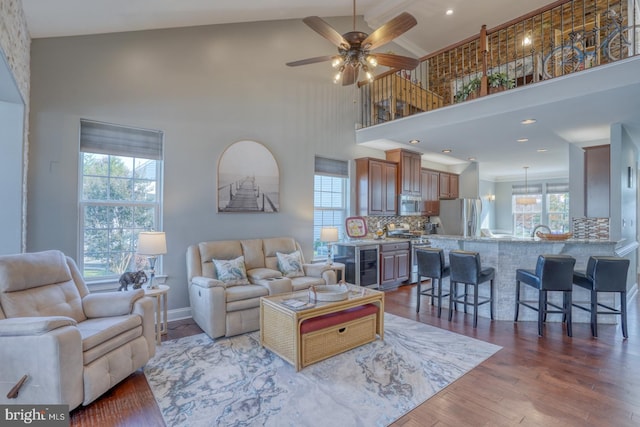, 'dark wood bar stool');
572,256,630,339
515,254,576,337
415,248,450,317
448,250,494,328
